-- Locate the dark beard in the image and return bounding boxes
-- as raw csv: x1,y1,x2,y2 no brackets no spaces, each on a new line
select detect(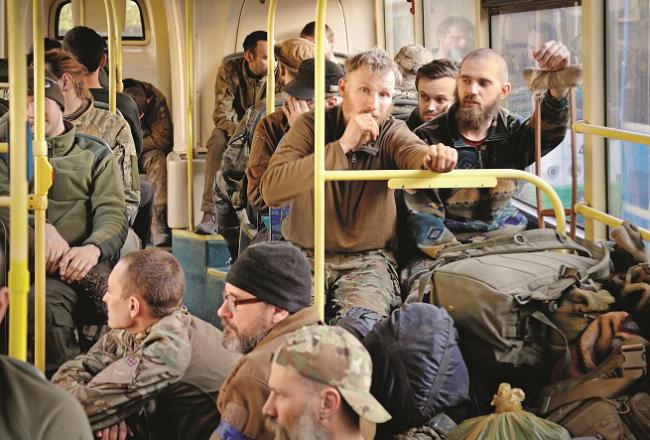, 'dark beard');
455,96,501,131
